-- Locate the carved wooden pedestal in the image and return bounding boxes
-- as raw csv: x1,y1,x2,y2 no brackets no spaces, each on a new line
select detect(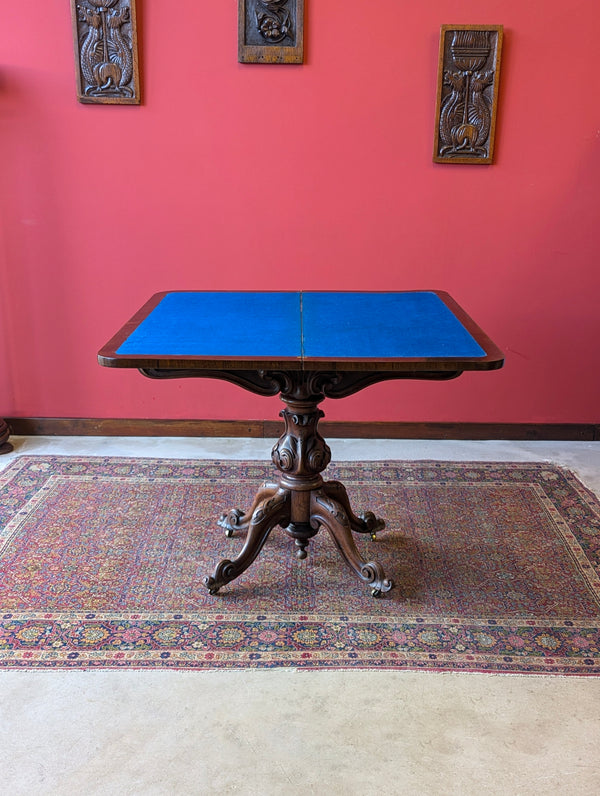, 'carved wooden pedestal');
195,369,424,598
141,366,462,598
206,386,392,597
0,419,12,454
